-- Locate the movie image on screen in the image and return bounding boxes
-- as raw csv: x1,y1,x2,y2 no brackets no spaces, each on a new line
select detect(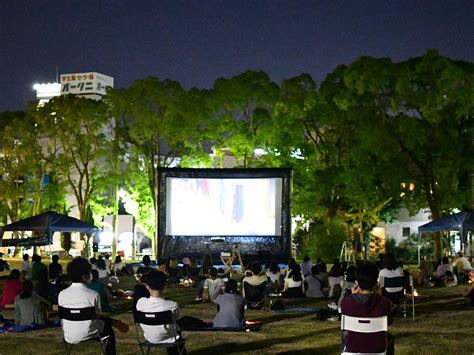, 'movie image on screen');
157,168,292,262
166,178,282,236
